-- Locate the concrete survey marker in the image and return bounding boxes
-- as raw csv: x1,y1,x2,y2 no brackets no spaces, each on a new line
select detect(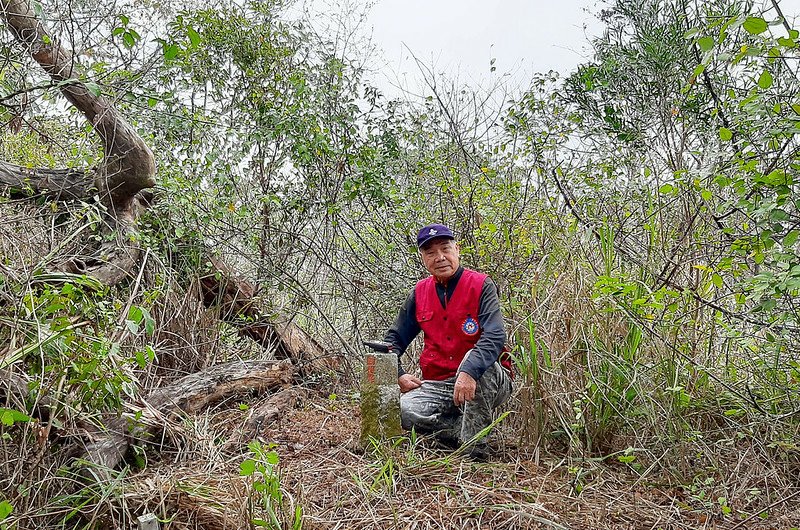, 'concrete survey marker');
360,352,402,446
